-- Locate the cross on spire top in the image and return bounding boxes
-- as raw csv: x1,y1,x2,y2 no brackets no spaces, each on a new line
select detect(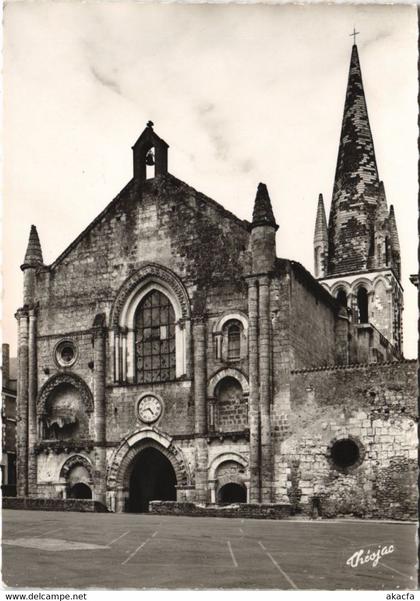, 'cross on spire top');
350,27,360,45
